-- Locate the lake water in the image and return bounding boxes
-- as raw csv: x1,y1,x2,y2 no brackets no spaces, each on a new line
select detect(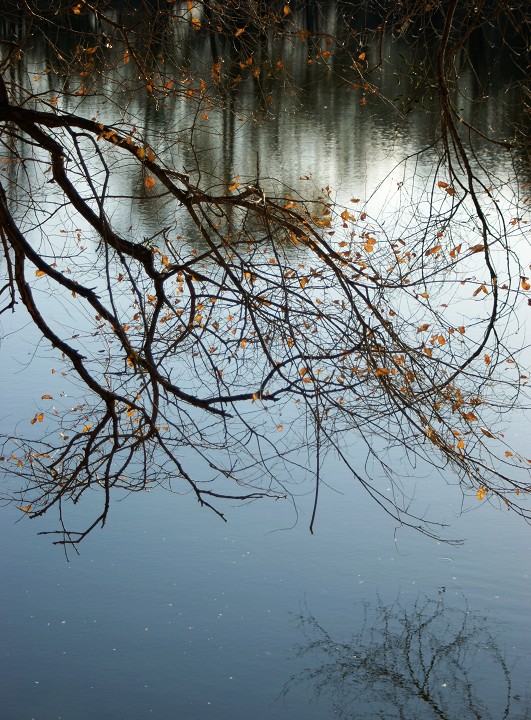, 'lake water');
1,11,530,719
